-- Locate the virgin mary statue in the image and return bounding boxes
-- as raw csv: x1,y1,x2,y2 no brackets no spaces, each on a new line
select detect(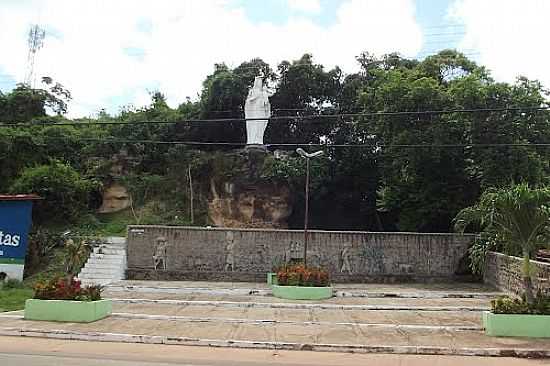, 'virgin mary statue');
244,76,271,146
